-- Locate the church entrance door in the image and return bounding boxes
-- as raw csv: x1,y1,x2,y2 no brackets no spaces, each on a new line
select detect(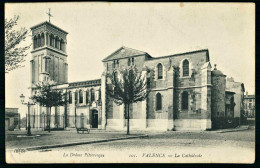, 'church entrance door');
91,110,98,128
